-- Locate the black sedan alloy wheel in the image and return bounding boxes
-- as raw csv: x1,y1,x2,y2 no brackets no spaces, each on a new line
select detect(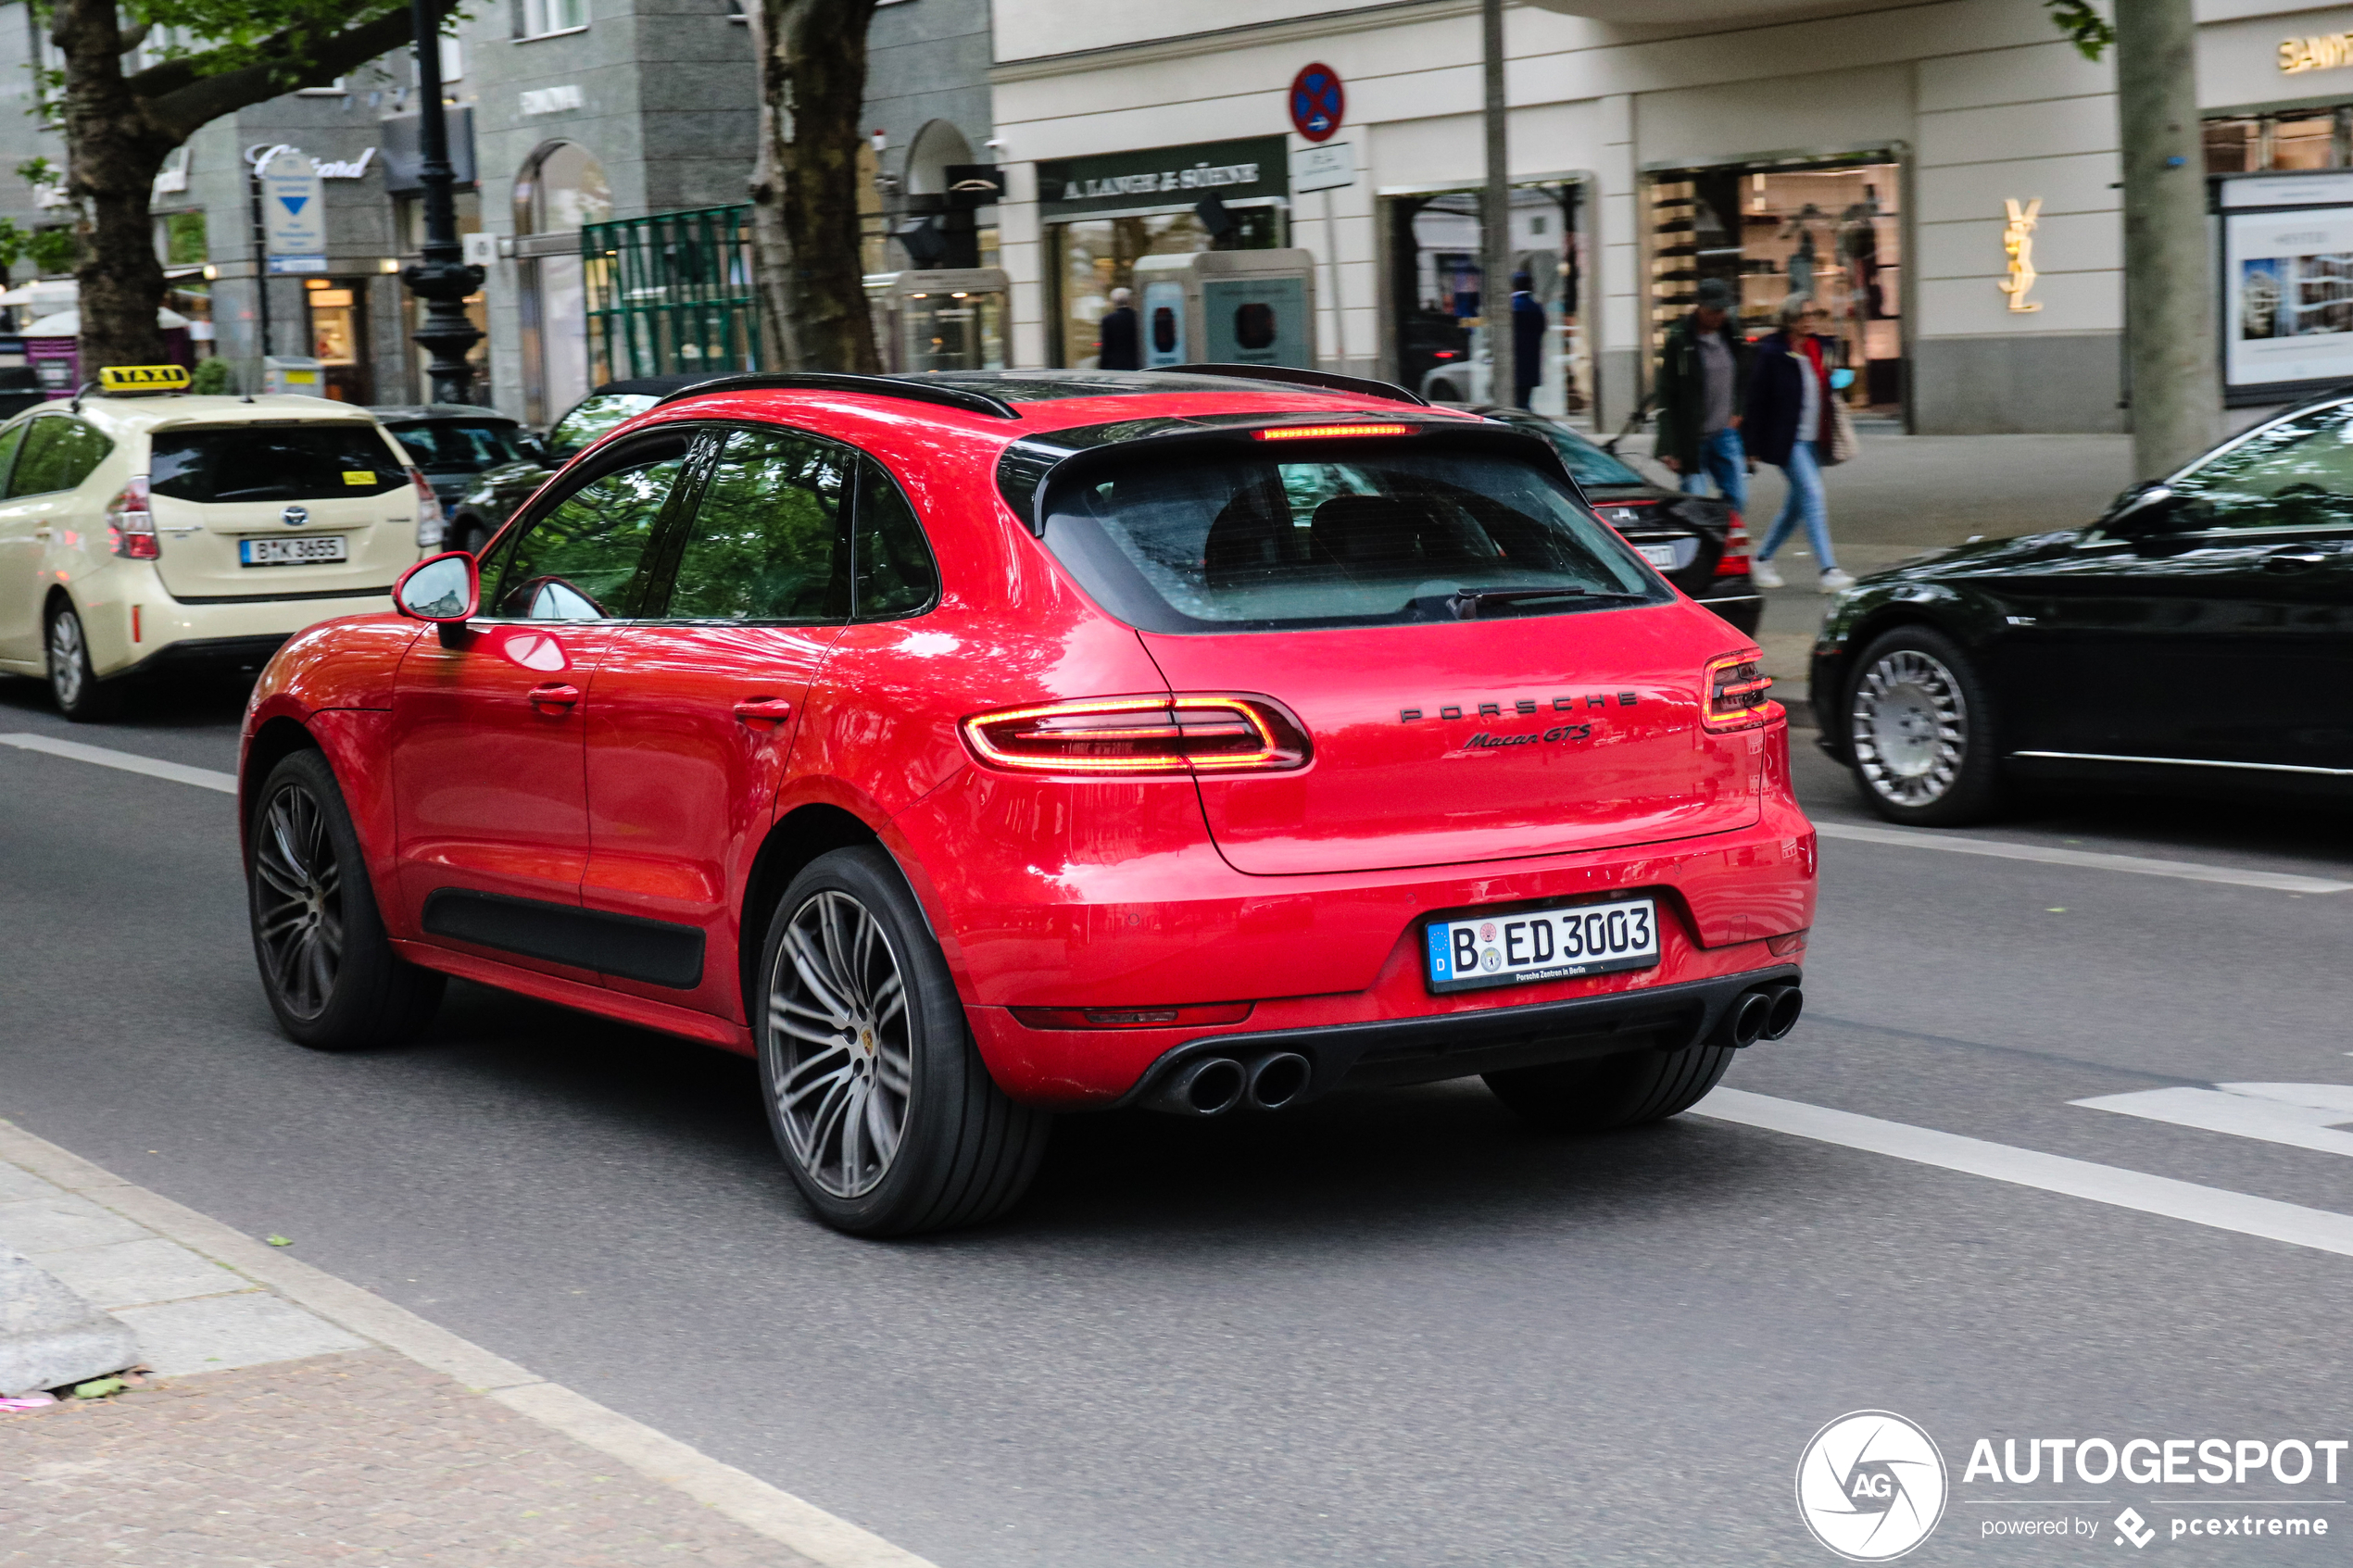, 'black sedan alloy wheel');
1843,626,2004,826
